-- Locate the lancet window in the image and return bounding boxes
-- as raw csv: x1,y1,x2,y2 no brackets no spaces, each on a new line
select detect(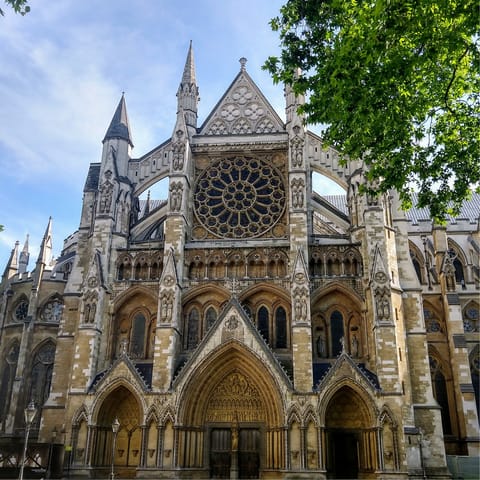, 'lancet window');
0,341,19,427
429,355,452,434
184,305,219,350
28,341,56,422
116,309,155,360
